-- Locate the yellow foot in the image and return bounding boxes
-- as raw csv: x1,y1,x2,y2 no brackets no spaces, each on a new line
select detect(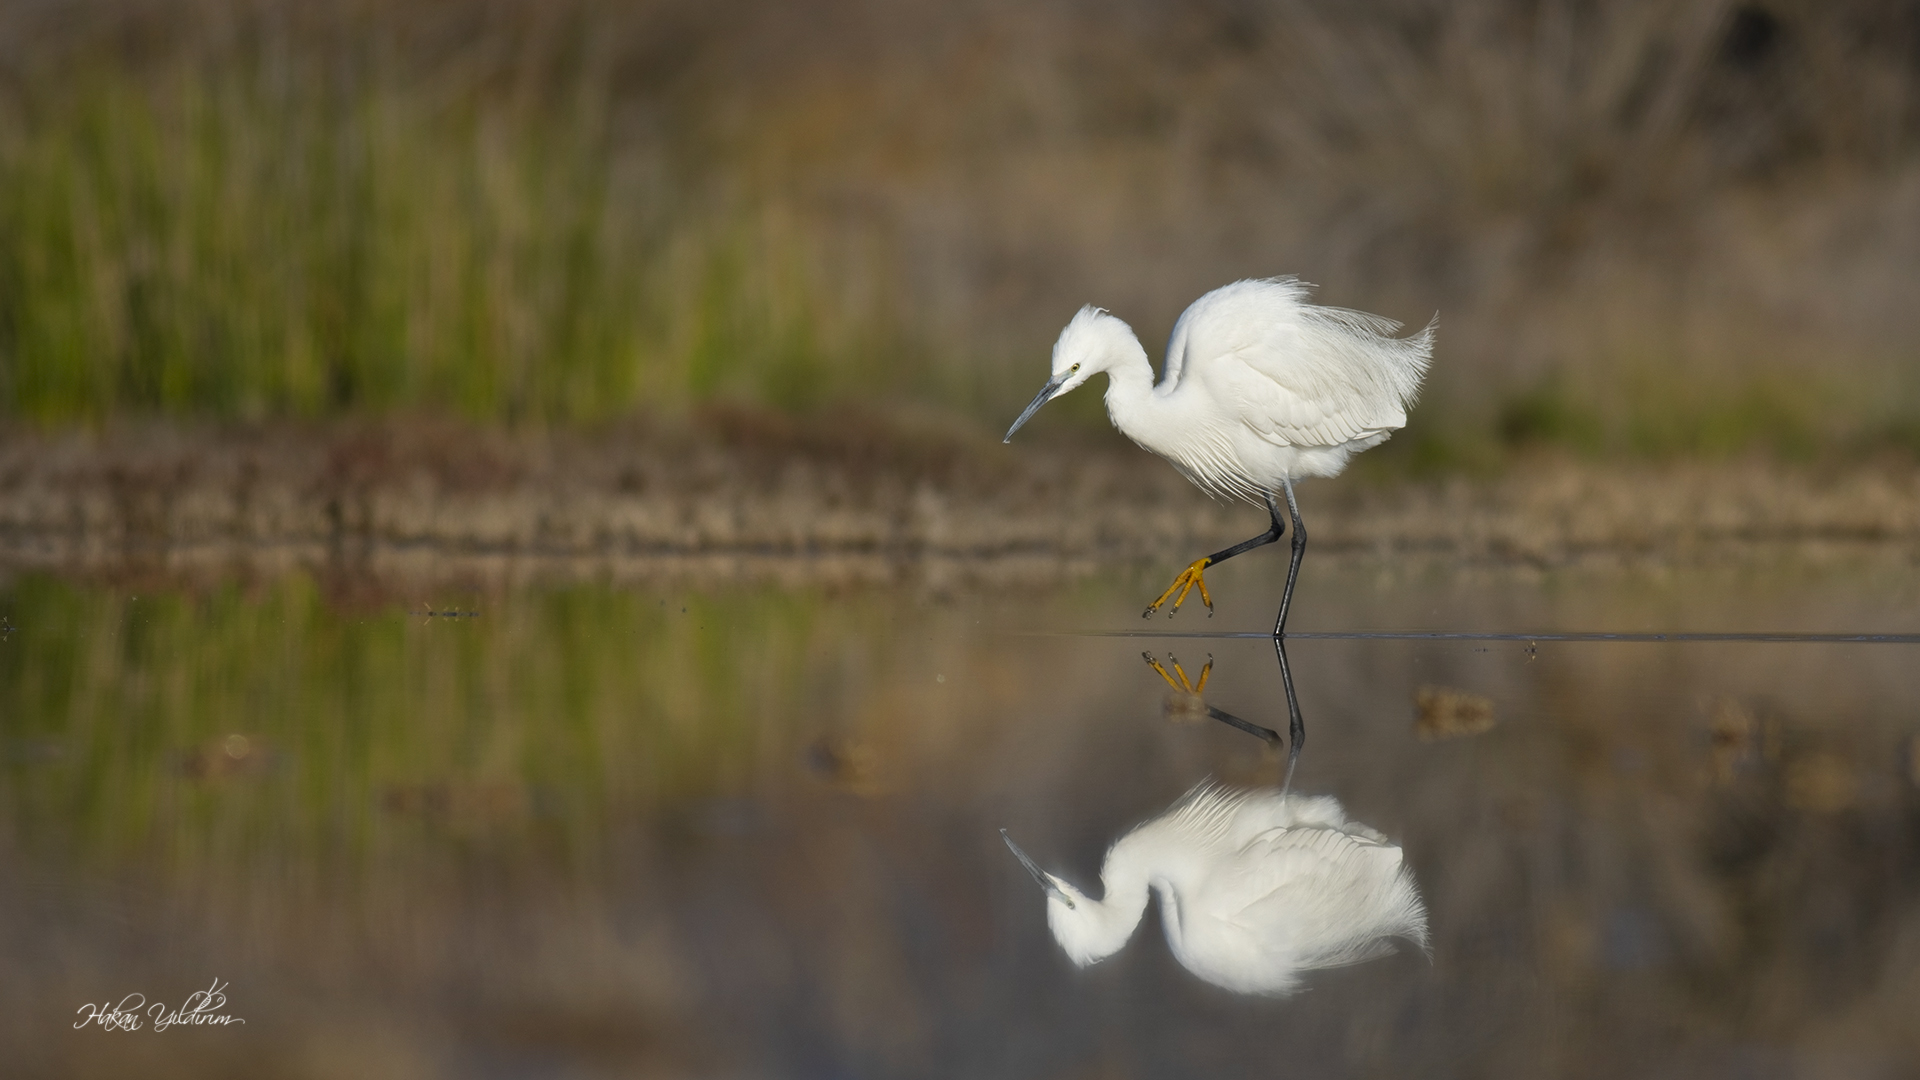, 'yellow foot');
1143,558,1214,618
1144,651,1213,725
1142,651,1212,694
